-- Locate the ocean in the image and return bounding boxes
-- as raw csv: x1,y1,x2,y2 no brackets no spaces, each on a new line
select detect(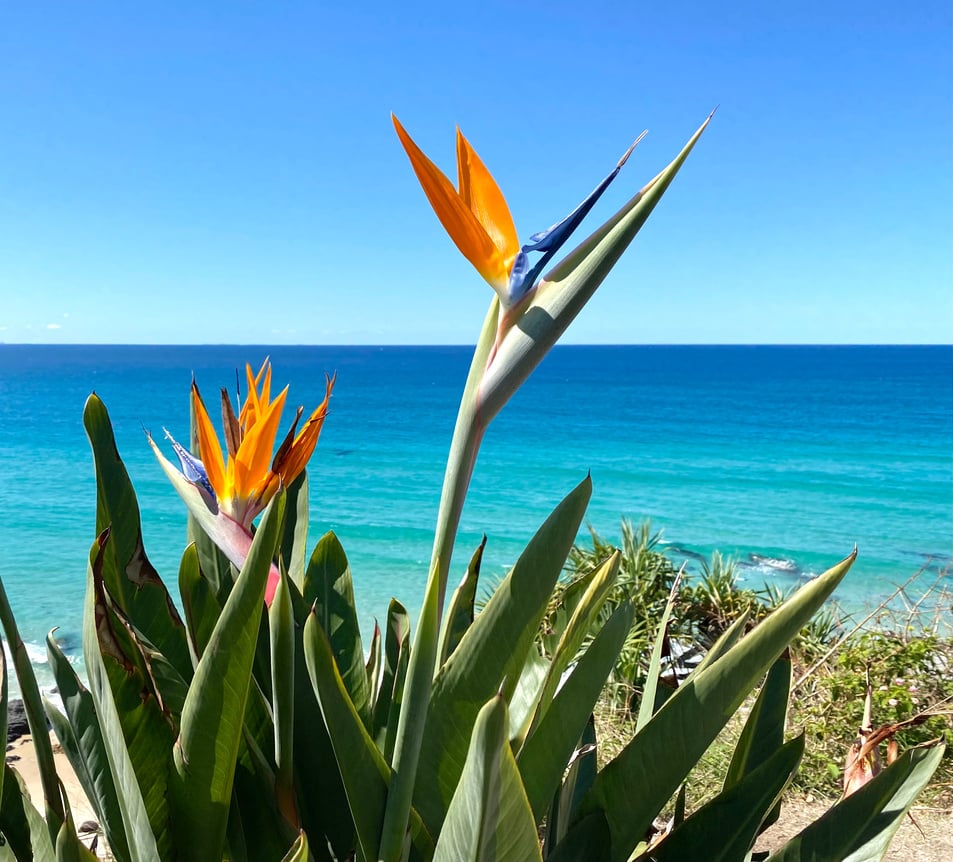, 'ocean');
1,344,950,698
